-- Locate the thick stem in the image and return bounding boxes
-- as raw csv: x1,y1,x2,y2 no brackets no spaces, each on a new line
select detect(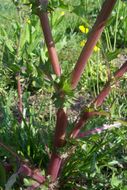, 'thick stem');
54,108,67,147
36,0,61,76
47,108,67,181
47,153,62,182
18,164,45,184
114,61,127,78
71,0,117,89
